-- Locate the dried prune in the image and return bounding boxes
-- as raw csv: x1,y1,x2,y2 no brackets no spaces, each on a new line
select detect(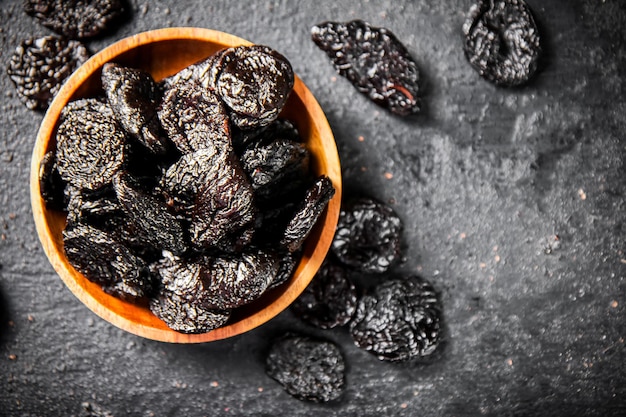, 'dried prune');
331,197,402,274
150,290,231,334
291,261,357,329
113,172,187,255
39,150,66,211
153,250,278,312
280,176,335,252
160,48,227,90
158,81,230,154
161,147,256,249
212,45,294,129
268,249,300,289
55,98,127,191
102,63,169,154
7,36,89,110
266,334,345,403
350,276,441,362
24,0,127,39
240,137,310,202
65,186,121,227
462,0,541,86
63,224,153,301
311,20,420,116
